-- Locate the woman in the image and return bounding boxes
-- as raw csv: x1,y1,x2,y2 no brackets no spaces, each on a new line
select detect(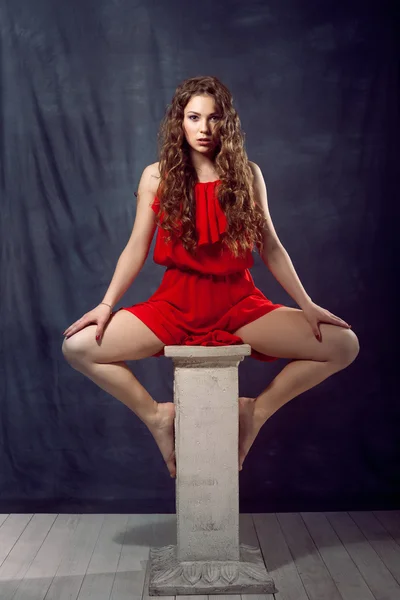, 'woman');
62,76,359,479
